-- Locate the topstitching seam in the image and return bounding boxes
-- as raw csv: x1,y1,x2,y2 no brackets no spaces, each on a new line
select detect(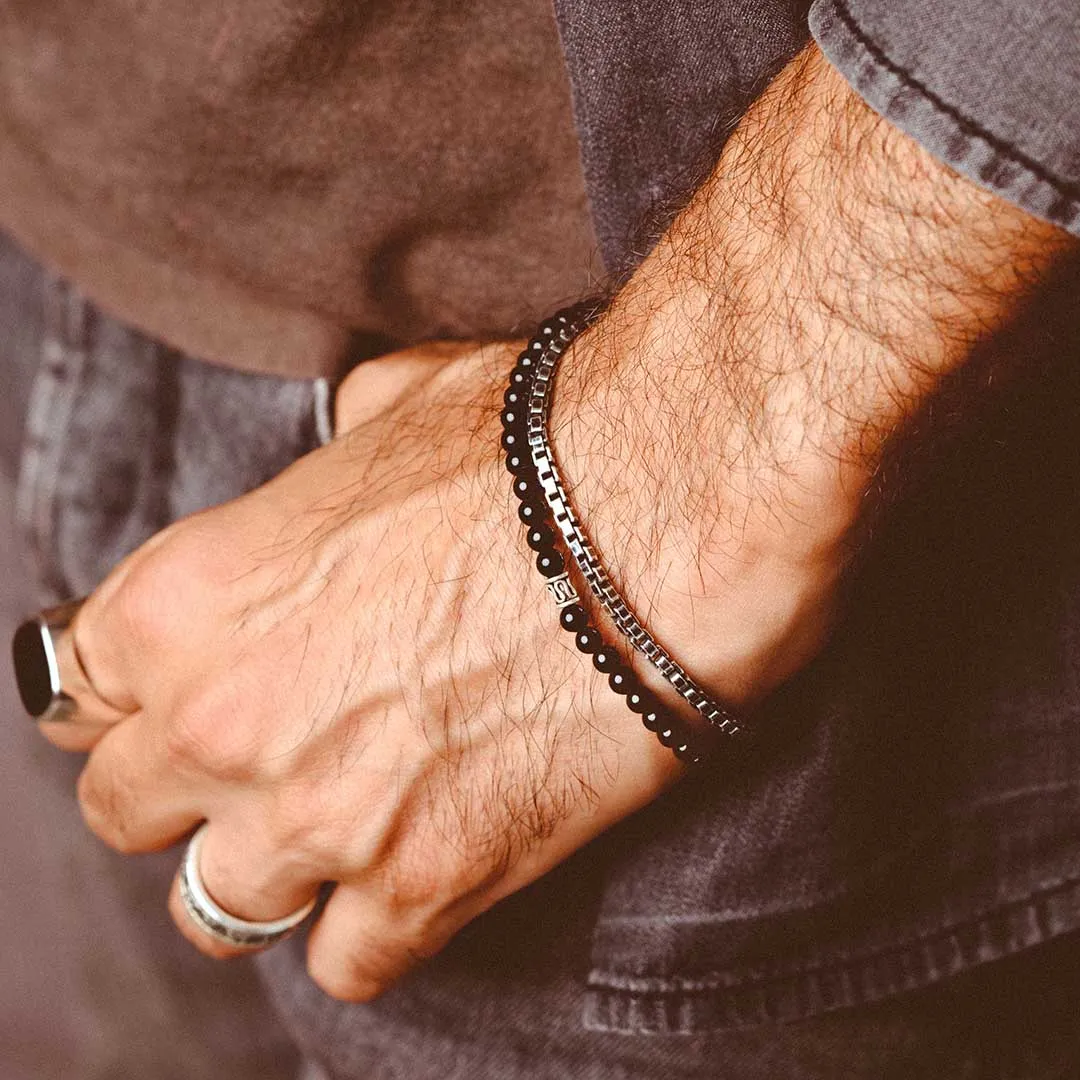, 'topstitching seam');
830,0,1080,202
588,871,1080,993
